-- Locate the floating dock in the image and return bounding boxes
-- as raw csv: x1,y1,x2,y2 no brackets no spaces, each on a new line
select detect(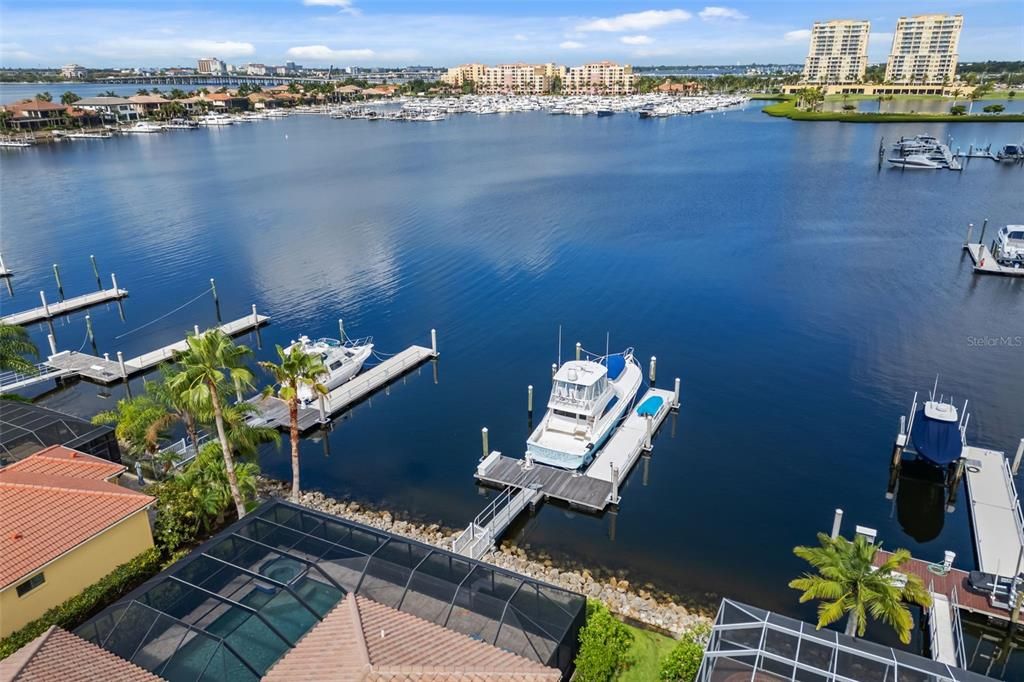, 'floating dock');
1,282,127,326
457,384,679,559
247,338,437,432
963,243,1024,278
0,310,268,394
963,445,1024,578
